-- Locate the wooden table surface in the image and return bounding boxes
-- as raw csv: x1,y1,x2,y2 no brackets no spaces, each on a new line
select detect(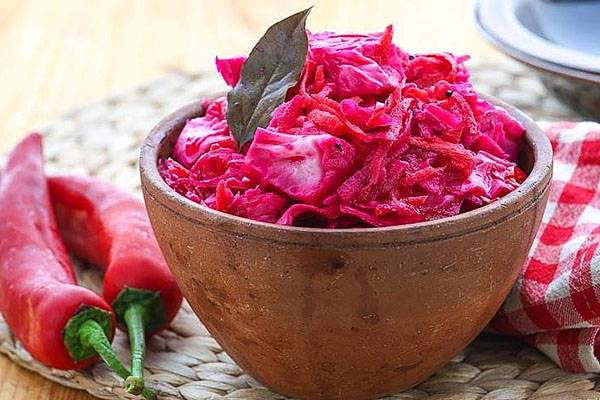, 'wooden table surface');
0,1,502,399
